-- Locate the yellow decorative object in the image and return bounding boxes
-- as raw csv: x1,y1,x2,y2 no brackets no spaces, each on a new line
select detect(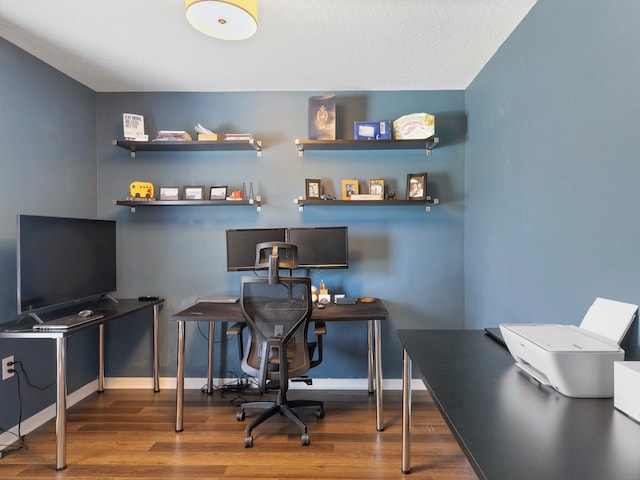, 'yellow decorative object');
129,181,154,199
